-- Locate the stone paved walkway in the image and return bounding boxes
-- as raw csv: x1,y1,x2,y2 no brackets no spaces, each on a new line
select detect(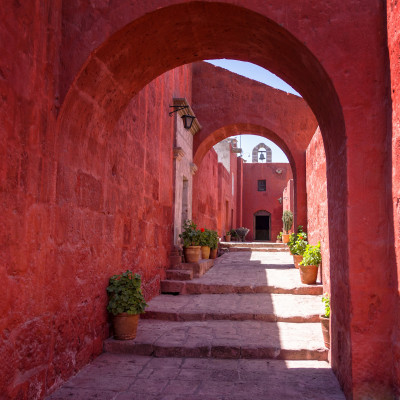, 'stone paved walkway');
47,250,345,400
